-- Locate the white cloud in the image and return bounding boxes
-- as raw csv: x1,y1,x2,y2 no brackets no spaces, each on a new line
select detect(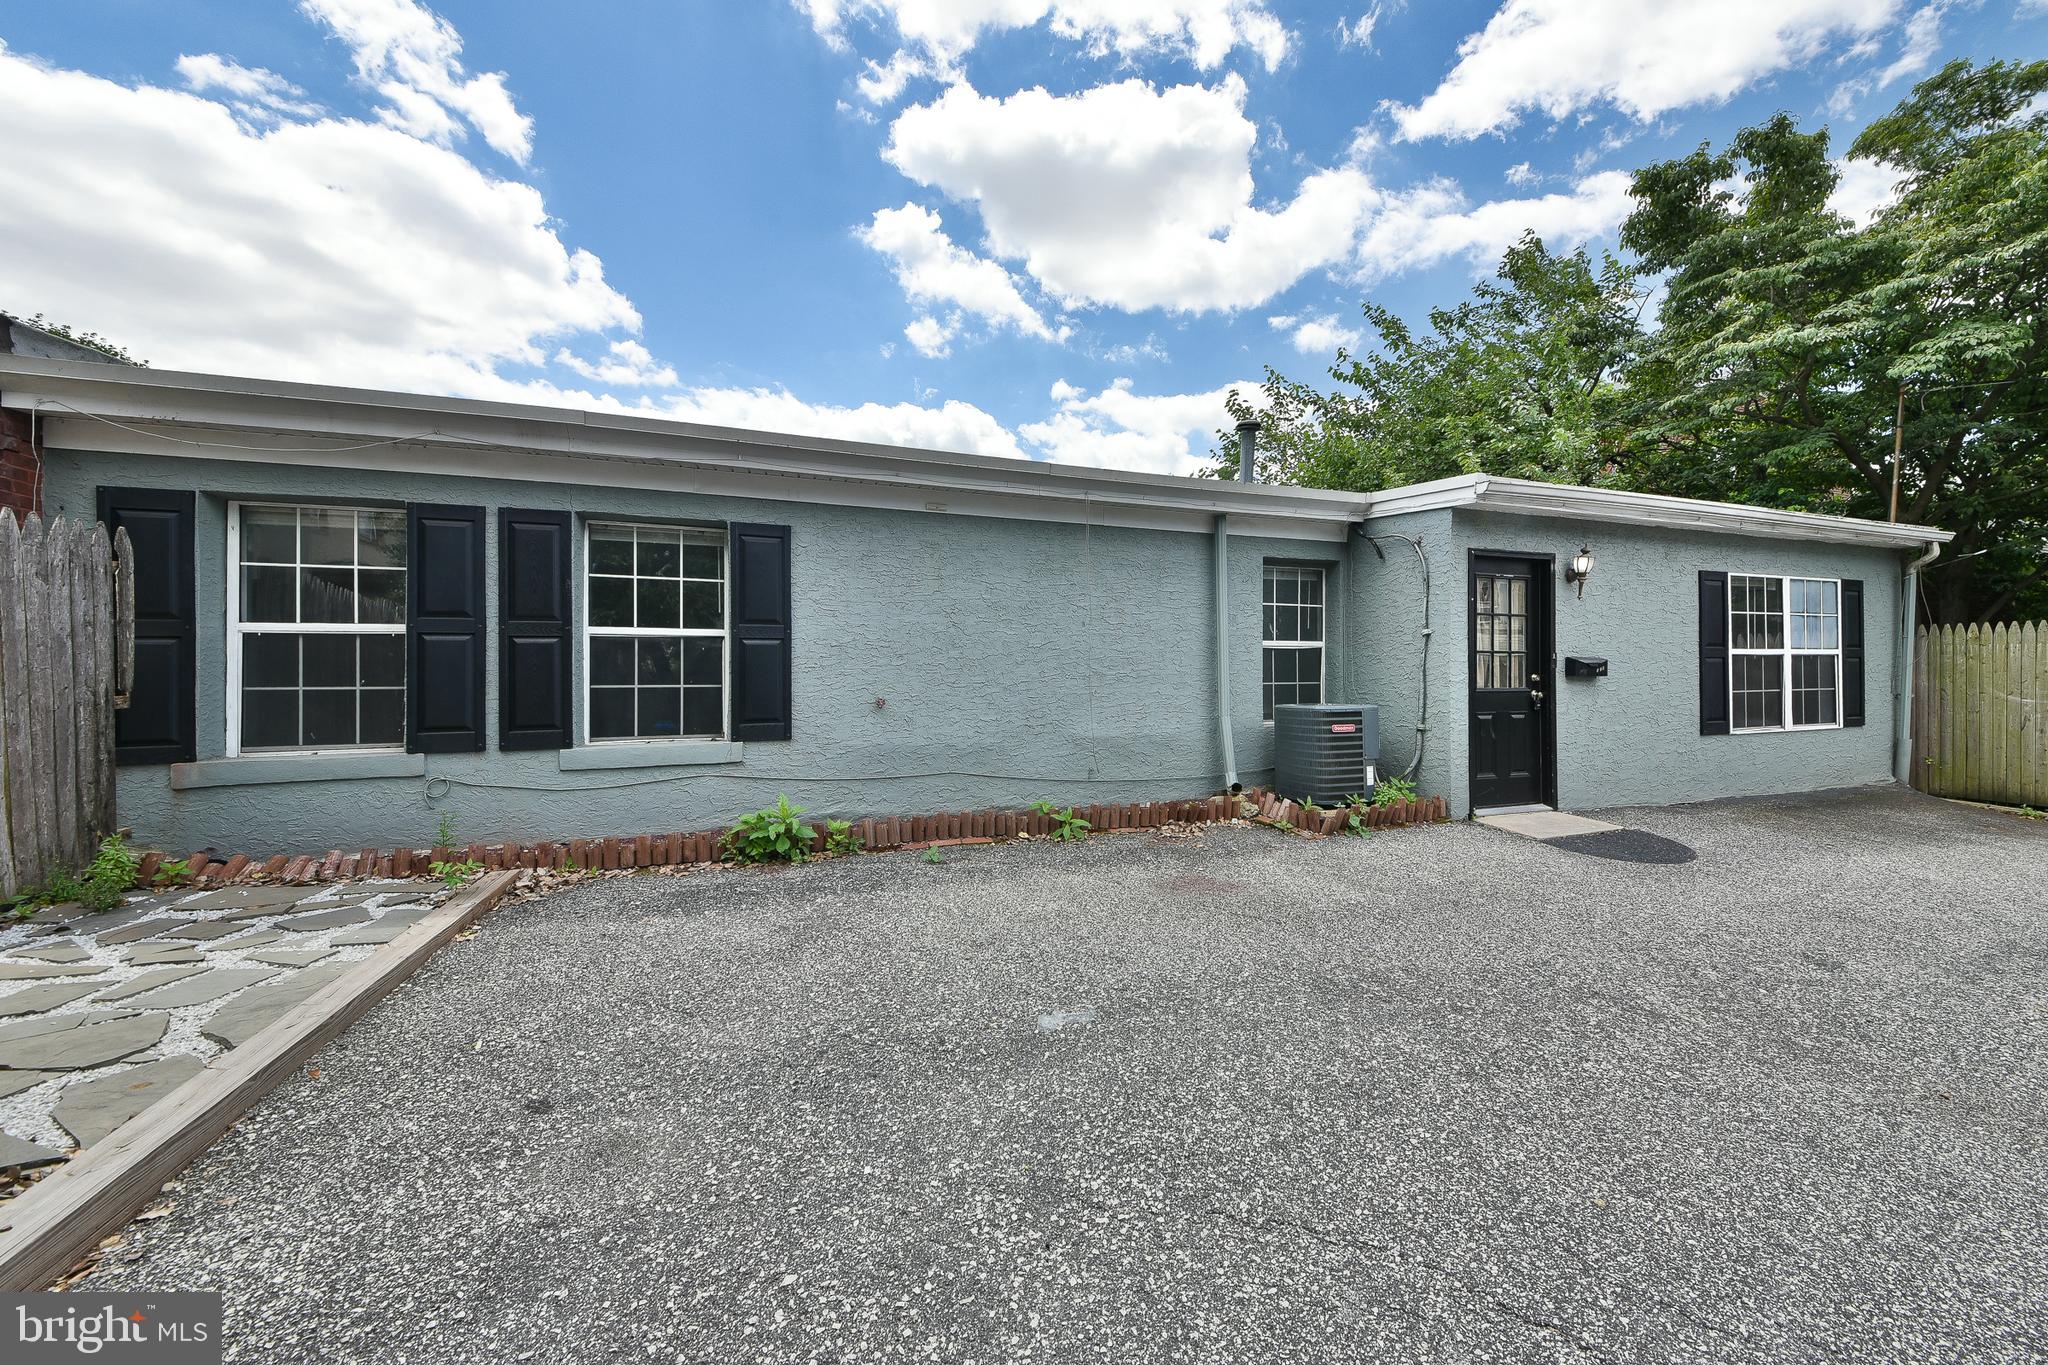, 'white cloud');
1101,332,1170,363
299,0,534,162
656,385,1026,458
886,77,1381,313
173,54,319,119
1271,313,1361,354
554,339,679,388
1390,0,1899,141
1352,171,1635,280
797,0,1290,71
1830,0,1960,114
1504,160,1541,186
0,40,632,398
856,49,935,104
903,313,959,357
857,202,1061,348
1336,2,1399,51
1019,376,1257,475
1829,156,1905,225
